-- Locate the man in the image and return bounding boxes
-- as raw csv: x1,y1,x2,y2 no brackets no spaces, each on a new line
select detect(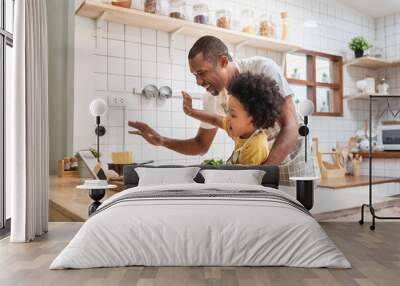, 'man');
128,35,315,185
